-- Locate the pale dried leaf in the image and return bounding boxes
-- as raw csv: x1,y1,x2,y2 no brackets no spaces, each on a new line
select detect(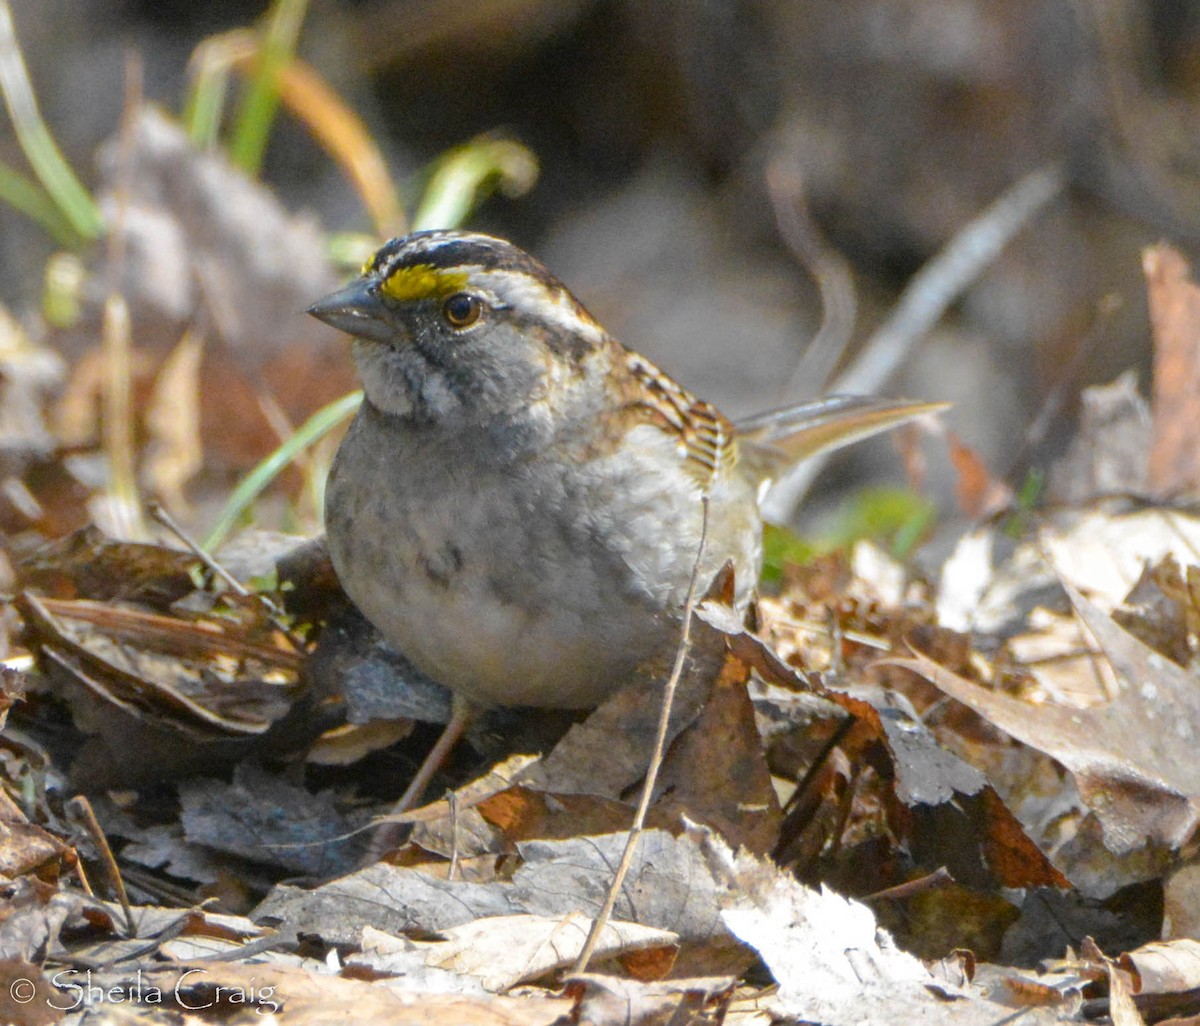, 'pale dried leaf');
1006,606,1121,707
0,959,64,1026
348,926,490,995
143,327,204,513
935,528,999,632
698,828,1014,1025
124,962,571,1025
849,540,908,607
1120,938,1200,994
1040,509,1200,610
936,507,1200,634
570,974,736,1026
256,829,743,975
510,832,730,957
1164,863,1200,940
255,863,519,947
1050,371,1151,503
1107,962,1148,1026
422,913,676,992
